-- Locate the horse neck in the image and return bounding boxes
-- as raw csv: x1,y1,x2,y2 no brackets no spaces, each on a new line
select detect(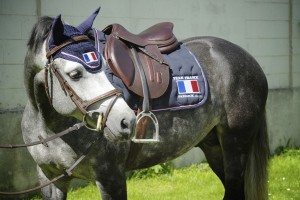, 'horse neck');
24,45,74,132
24,41,47,106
